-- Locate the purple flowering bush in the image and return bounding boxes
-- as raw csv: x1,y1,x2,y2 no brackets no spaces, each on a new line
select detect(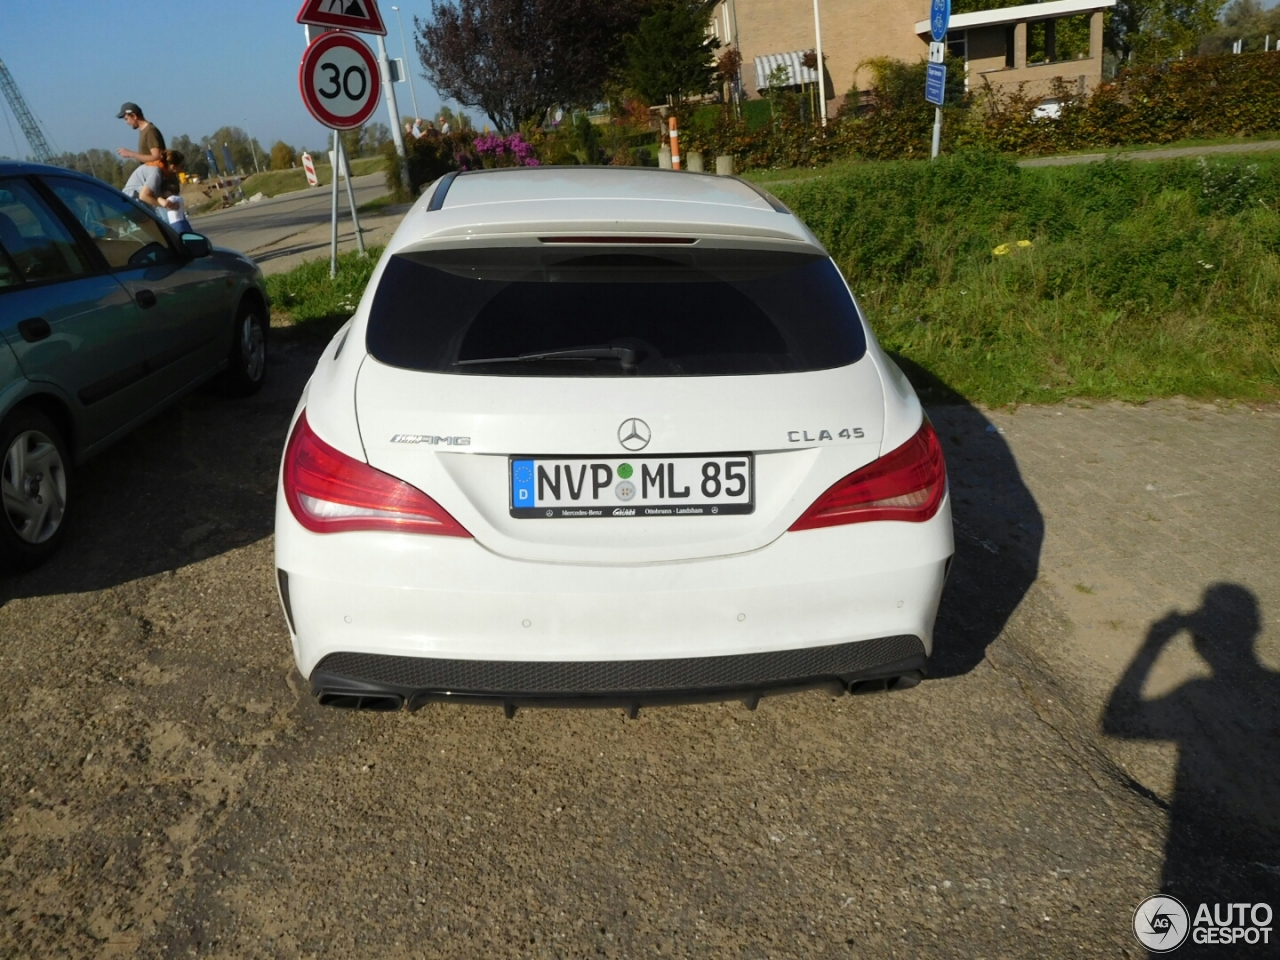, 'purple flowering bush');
472,133,541,168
